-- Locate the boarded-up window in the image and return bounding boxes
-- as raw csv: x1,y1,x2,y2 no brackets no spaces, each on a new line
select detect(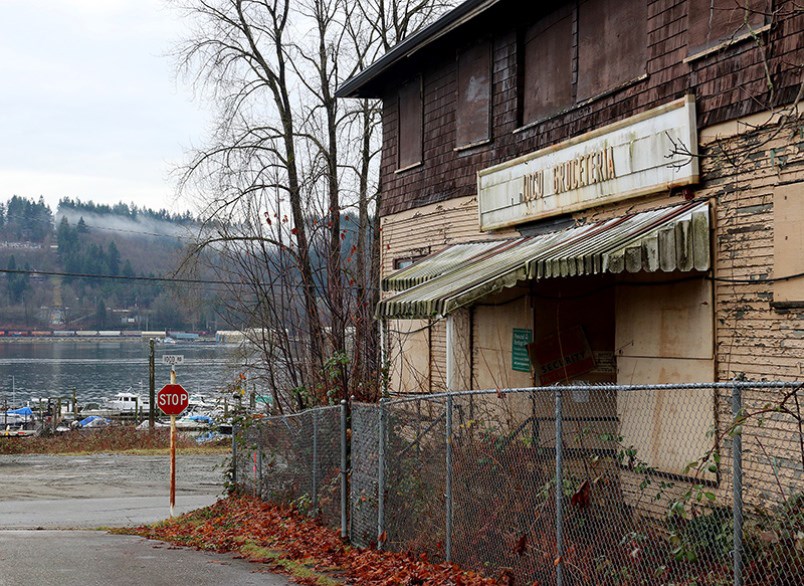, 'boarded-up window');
389,319,431,393
577,0,647,101
773,184,804,303
456,40,492,148
521,7,573,125
398,77,423,170
688,0,767,55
